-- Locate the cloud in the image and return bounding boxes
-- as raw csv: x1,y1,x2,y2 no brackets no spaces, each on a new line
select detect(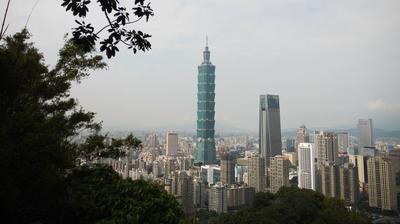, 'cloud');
367,100,400,113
